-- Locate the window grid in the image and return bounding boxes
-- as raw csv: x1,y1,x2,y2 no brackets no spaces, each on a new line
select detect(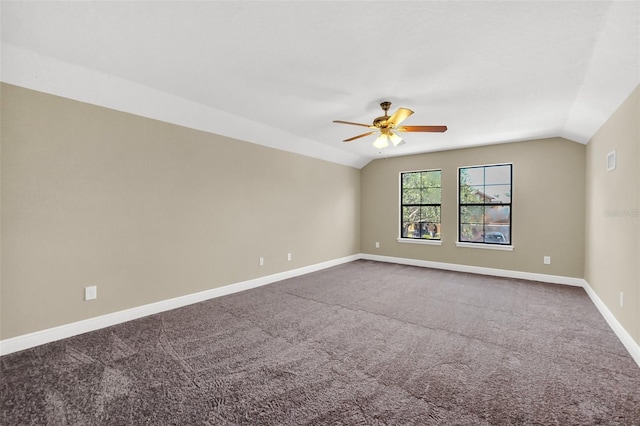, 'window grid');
458,164,512,245
400,170,441,240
